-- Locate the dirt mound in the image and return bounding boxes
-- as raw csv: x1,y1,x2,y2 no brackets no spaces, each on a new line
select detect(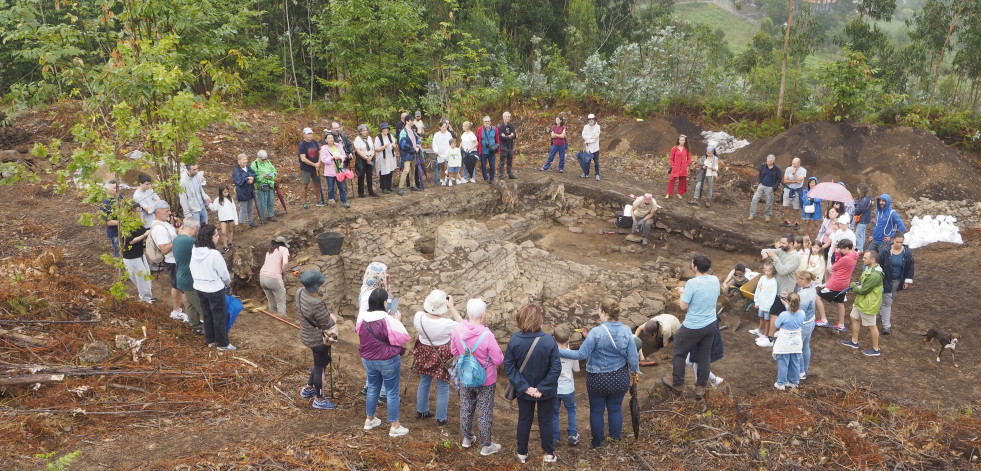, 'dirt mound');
727,121,981,201
603,115,707,158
